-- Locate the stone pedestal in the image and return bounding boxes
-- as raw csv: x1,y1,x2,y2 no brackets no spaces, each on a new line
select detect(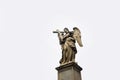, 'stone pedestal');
56,62,83,80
